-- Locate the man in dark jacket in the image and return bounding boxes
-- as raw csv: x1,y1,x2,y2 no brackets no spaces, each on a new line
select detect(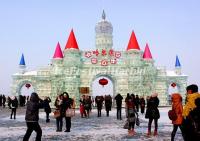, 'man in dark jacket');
135,95,140,112
9,96,18,119
115,93,123,120
43,96,51,123
95,96,104,117
2,95,6,108
0,94,2,106
23,92,43,141
105,95,112,117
